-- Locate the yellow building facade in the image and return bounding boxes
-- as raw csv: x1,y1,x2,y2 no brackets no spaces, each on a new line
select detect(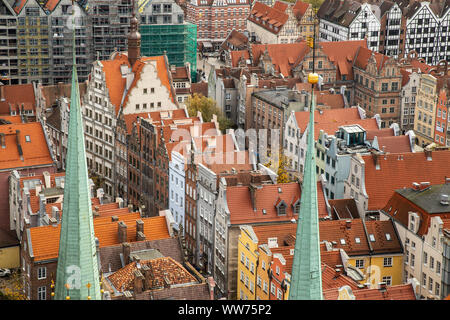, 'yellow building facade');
414,74,437,147
347,253,404,287
237,226,259,300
